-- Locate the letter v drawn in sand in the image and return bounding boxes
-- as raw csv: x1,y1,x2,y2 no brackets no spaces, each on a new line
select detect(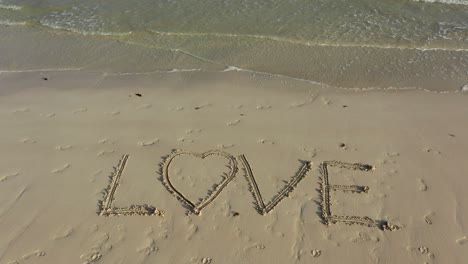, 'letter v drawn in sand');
161,150,238,215
319,161,398,231
238,155,312,215
98,154,164,217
